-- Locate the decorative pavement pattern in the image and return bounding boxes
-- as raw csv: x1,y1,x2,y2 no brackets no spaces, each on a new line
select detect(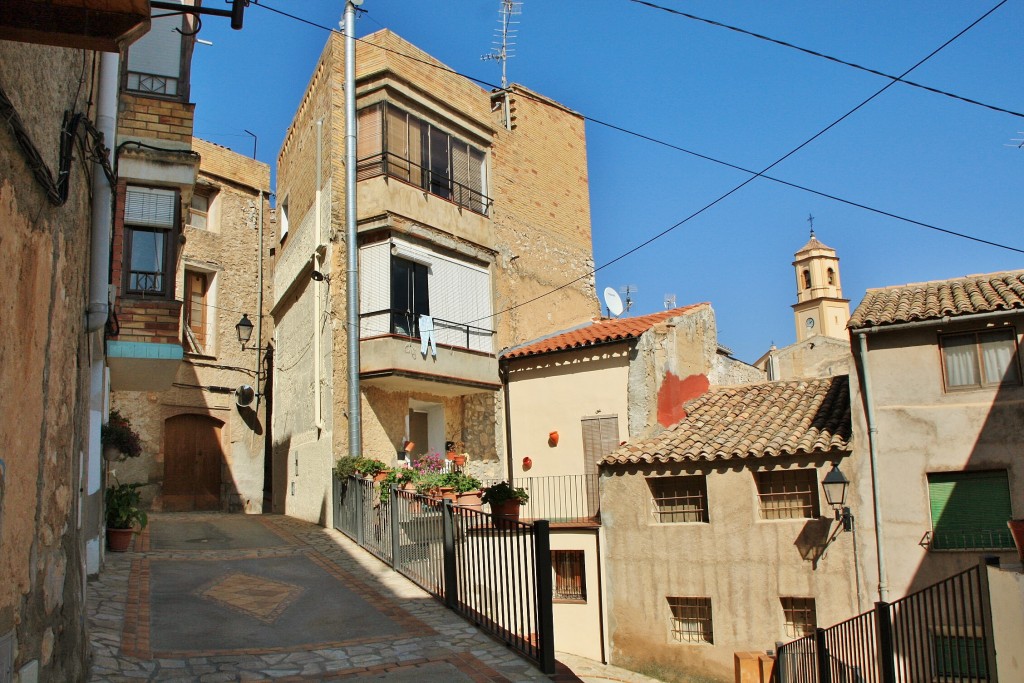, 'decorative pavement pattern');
87,513,663,683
